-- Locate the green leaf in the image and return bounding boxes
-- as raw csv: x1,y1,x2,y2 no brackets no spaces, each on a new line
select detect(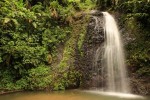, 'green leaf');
0,57,2,63
32,22,37,28
3,18,10,24
11,19,19,26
